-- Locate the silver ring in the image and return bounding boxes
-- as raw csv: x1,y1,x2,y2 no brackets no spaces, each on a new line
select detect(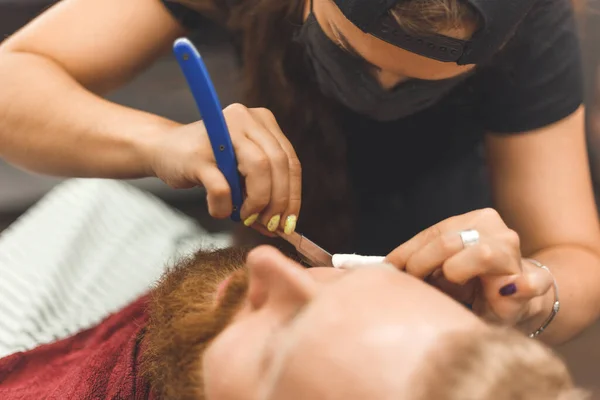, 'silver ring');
459,229,480,248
